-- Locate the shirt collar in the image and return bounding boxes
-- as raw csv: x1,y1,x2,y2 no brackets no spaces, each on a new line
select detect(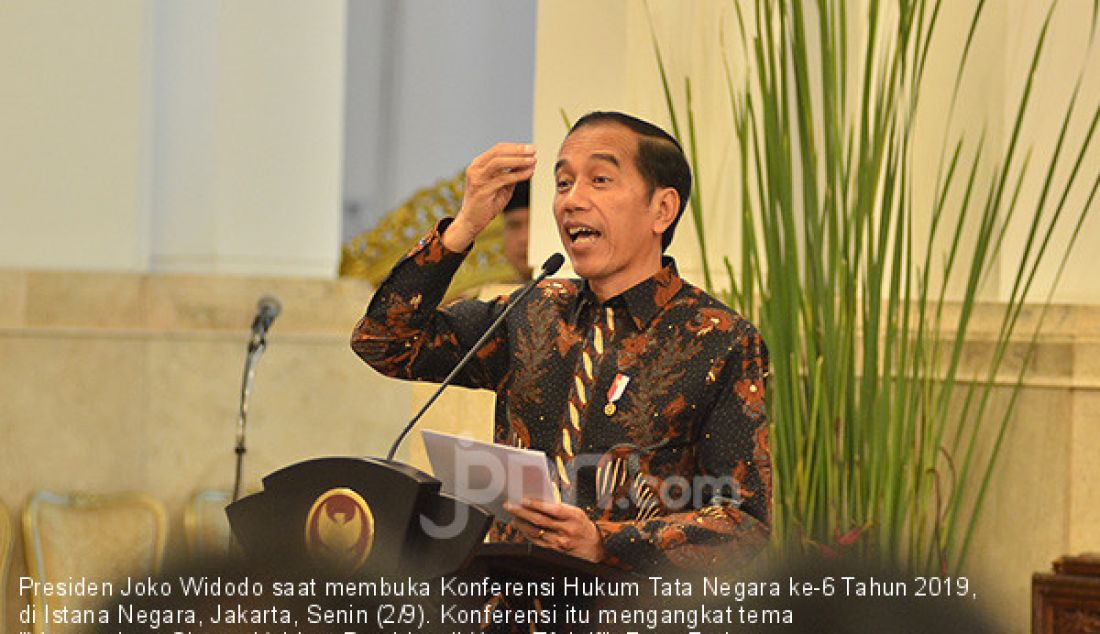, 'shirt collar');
572,256,685,331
